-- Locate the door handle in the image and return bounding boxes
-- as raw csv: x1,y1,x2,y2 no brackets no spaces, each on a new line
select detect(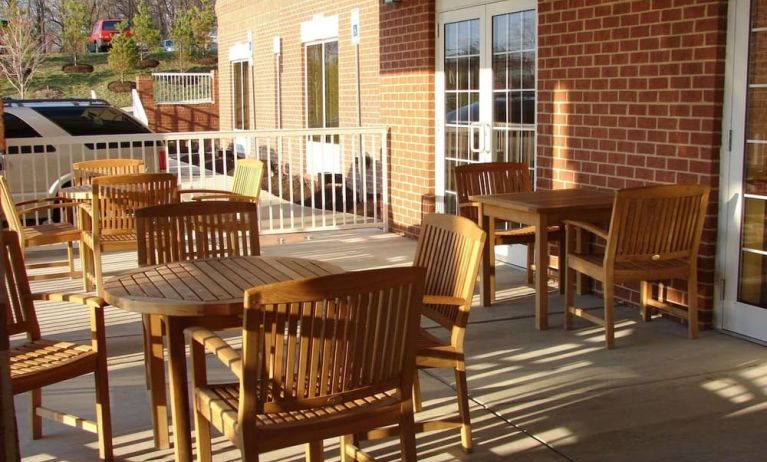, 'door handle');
469,122,482,154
